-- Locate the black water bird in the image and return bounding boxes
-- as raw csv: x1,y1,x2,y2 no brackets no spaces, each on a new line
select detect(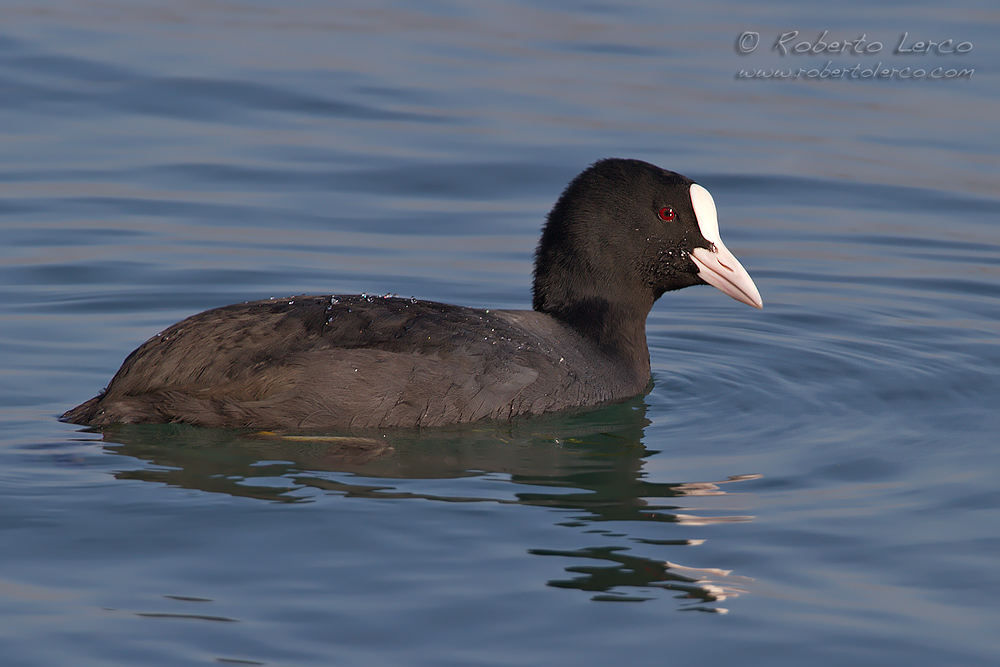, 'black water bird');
62,158,762,430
